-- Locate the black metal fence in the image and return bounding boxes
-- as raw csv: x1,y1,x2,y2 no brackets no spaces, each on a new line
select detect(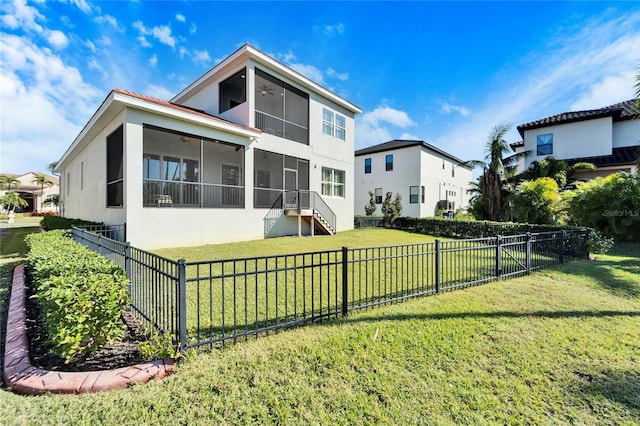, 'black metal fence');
71,226,589,353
